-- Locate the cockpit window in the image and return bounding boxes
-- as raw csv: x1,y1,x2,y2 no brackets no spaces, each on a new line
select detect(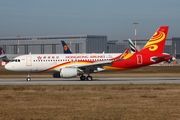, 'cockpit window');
11,59,20,62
